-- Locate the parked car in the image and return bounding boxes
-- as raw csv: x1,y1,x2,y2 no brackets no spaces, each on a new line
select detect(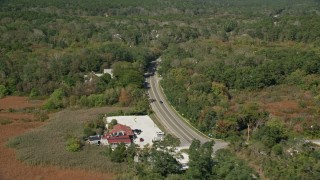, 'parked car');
159,100,163,104
133,129,142,134
140,138,144,142
156,132,165,136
